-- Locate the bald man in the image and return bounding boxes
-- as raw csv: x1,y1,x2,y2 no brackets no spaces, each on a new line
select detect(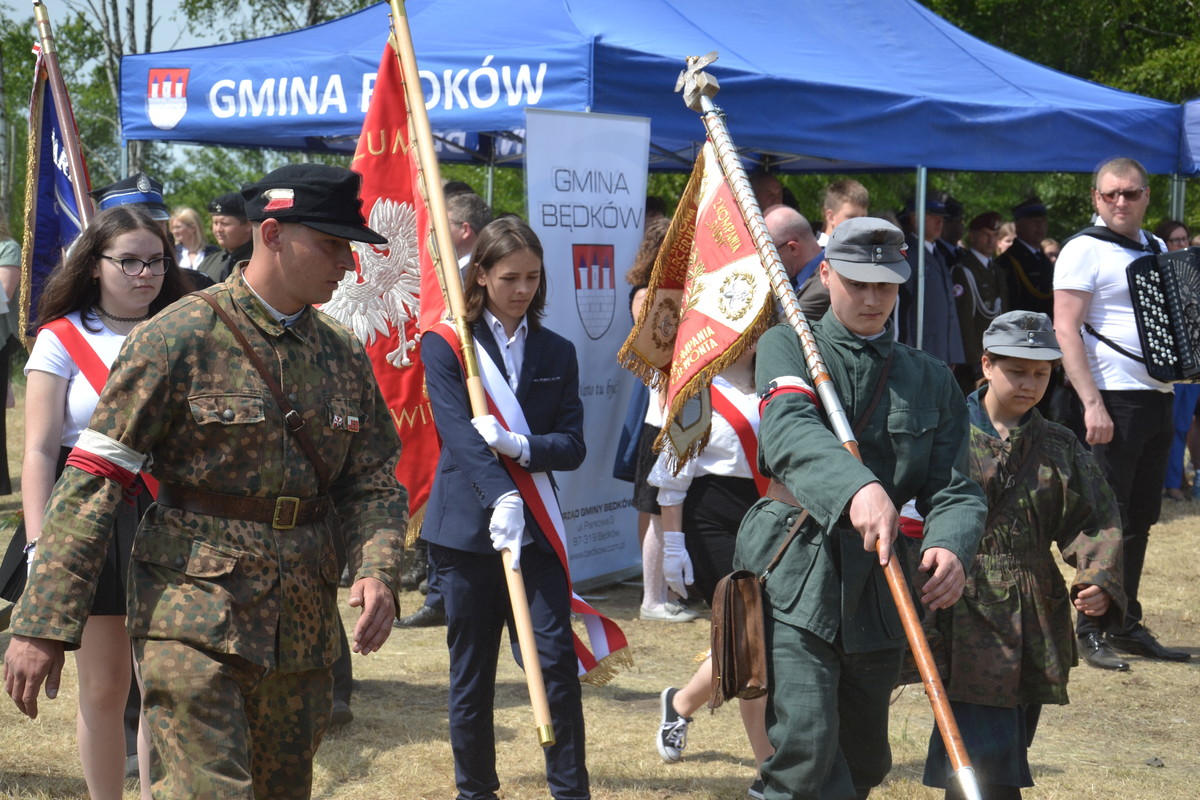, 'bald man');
765,204,827,320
